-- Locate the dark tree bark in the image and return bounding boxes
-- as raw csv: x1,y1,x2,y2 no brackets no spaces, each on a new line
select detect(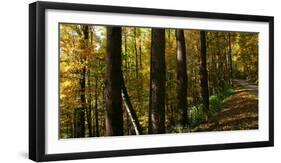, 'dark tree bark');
105,27,123,136
94,76,100,137
176,29,188,127
148,28,166,134
101,84,106,136
74,107,85,138
126,111,130,135
168,29,171,42
200,31,210,114
86,69,93,137
121,71,143,135
139,35,142,69
72,113,75,137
